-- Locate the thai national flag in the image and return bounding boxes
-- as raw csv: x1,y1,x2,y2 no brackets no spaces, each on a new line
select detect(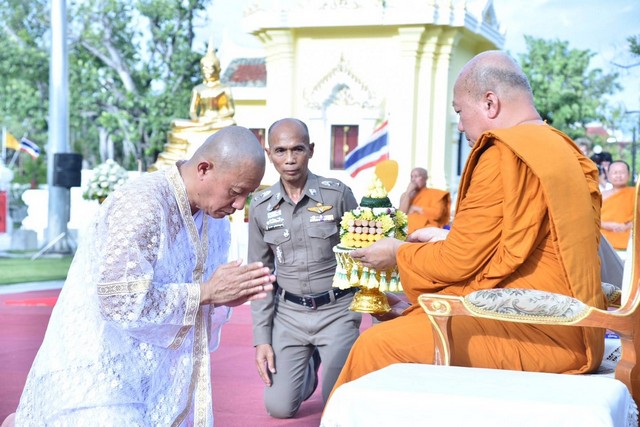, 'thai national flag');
20,137,40,159
344,120,389,178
